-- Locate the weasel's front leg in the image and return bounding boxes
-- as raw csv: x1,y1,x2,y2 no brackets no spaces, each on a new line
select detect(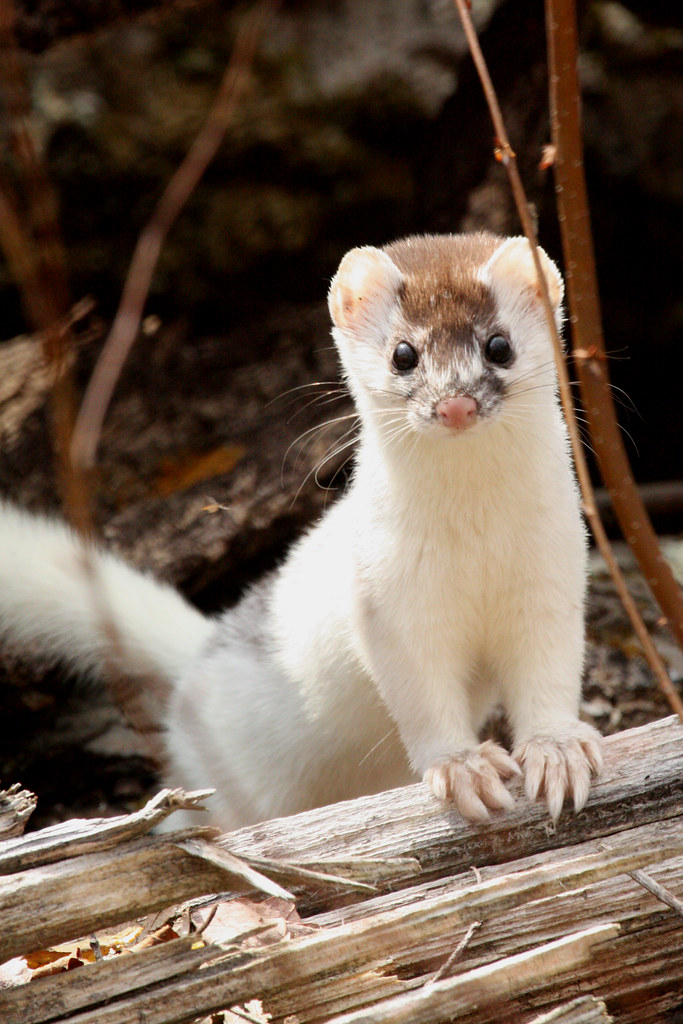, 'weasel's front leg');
358,615,520,821
501,617,603,819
